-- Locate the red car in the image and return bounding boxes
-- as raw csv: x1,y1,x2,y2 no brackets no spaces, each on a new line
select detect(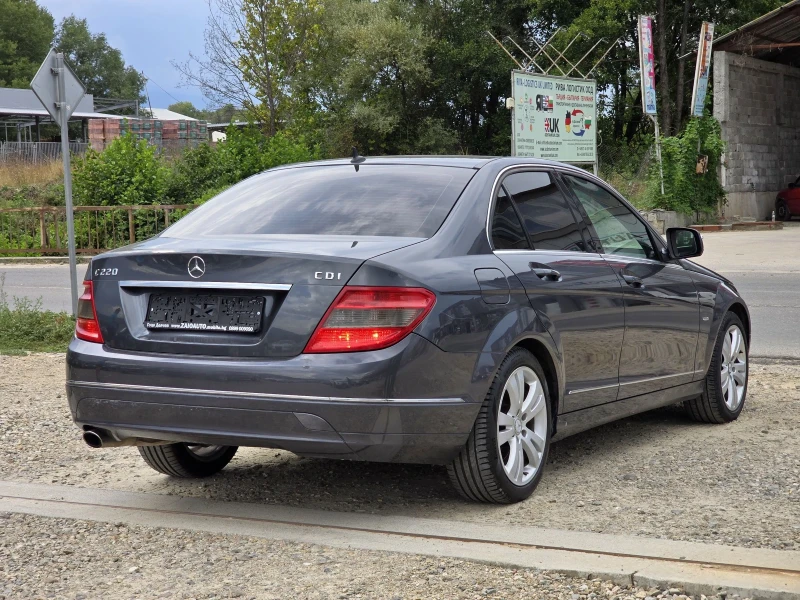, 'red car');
776,176,800,220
